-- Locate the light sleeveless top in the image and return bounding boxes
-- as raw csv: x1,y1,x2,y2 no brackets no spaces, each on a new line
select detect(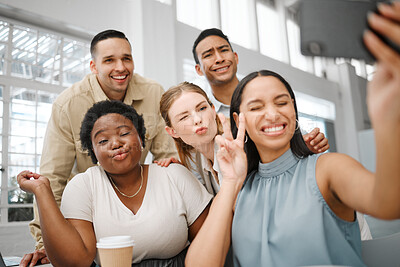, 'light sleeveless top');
231,149,365,267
